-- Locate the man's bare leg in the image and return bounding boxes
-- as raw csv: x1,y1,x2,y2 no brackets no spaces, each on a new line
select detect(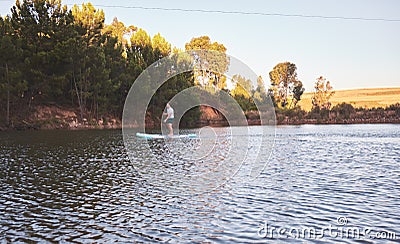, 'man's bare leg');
167,123,173,136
